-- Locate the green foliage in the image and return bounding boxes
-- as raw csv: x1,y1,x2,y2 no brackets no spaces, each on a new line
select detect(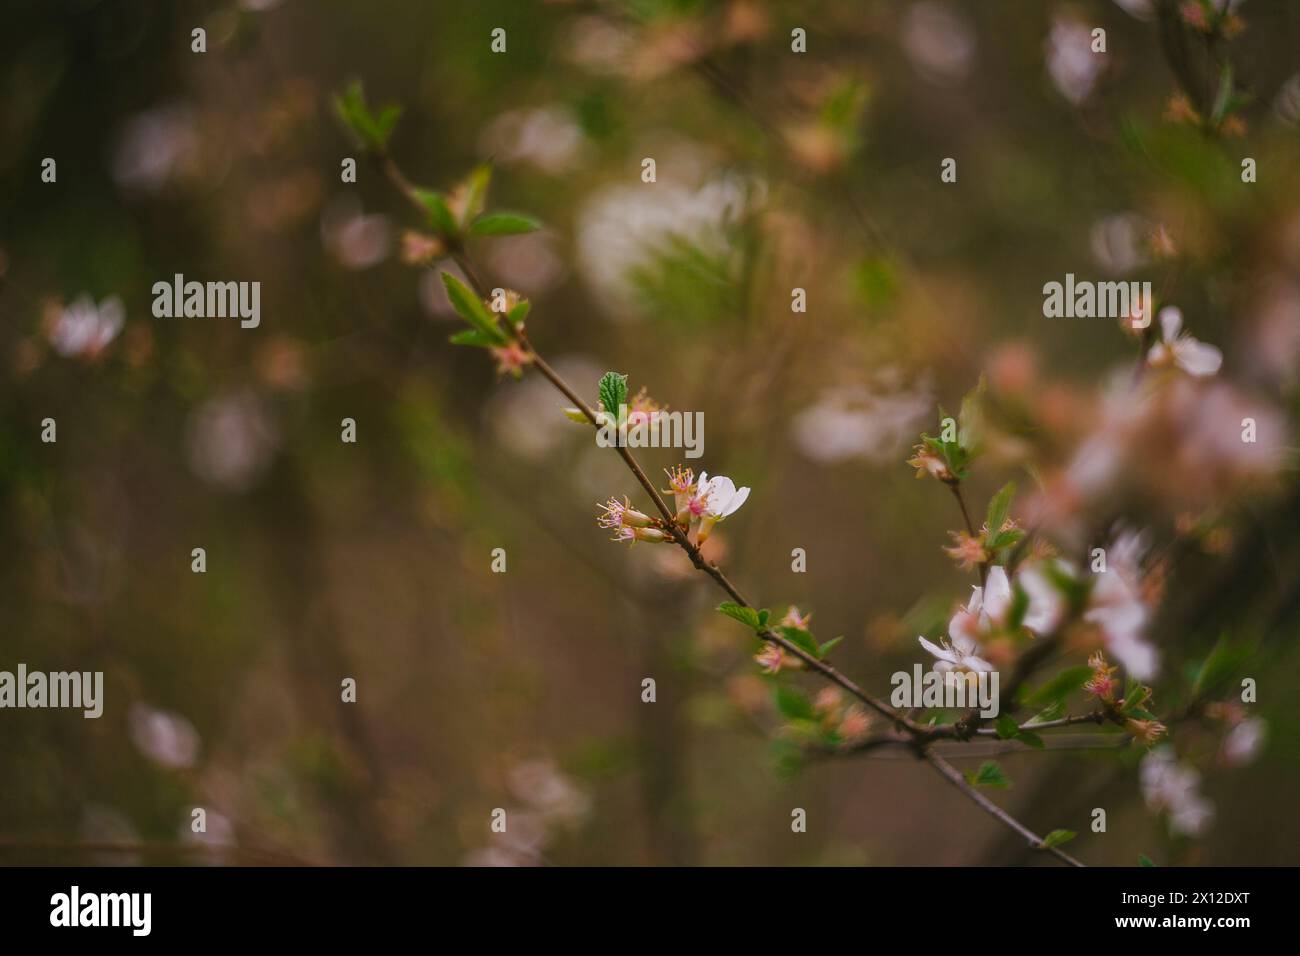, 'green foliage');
598,372,629,418
716,602,761,630
458,164,493,229
994,714,1044,749
984,482,1023,555
332,80,402,151
967,761,1011,788
626,234,743,327
470,212,542,236
919,381,985,482
774,685,815,721
1041,829,1077,849
441,272,508,347
506,298,531,328
1191,635,1252,699
413,189,460,237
